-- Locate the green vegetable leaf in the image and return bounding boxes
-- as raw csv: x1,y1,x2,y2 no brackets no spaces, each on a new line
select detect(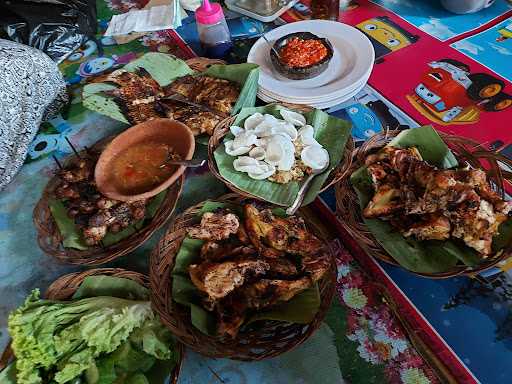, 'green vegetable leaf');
72,276,149,301
213,104,351,206
49,199,88,250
